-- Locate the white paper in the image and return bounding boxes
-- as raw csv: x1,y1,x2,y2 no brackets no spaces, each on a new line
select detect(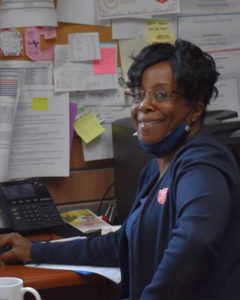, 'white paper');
210,49,240,75
0,95,19,182
56,0,110,27
54,45,118,92
0,60,53,86
119,37,147,81
68,32,101,62
112,18,147,40
17,66,53,86
50,236,86,243
209,50,240,116
0,60,53,69
101,225,121,235
70,88,125,107
0,68,18,97
208,75,240,113
97,0,180,19
0,0,57,28
7,85,70,180
112,15,177,40
86,106,131,124
180,0,240,14
26,263,121,284
0,28,22,56
177,13,240,52
82,123,113,161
